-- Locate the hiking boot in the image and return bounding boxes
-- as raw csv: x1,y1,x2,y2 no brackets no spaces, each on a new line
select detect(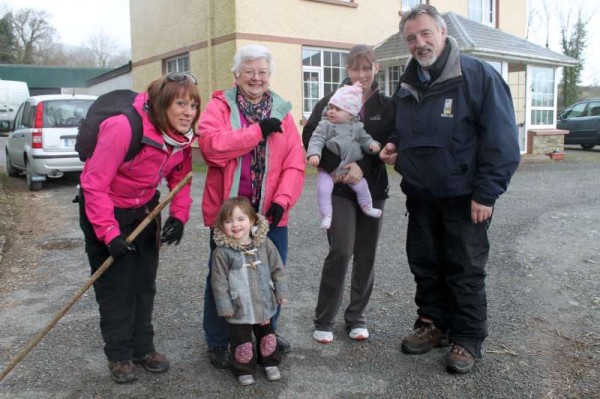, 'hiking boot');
276,334,292,354
207,346,231,369
401,318,448,354
134,351,170,373
108,360,137,384
446,343,476,373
